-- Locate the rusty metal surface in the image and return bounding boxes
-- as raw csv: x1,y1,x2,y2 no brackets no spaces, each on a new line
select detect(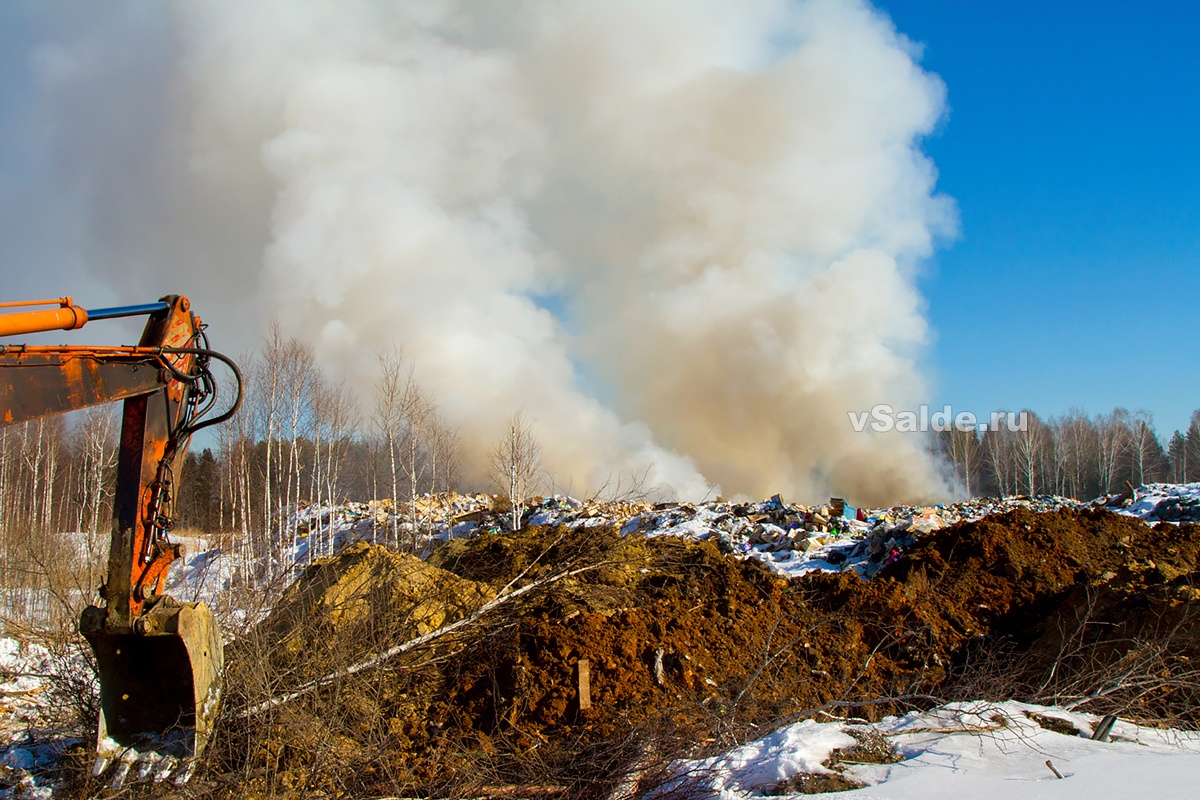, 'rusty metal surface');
106,295,197,629
0,296,199,628
0,348,166,425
